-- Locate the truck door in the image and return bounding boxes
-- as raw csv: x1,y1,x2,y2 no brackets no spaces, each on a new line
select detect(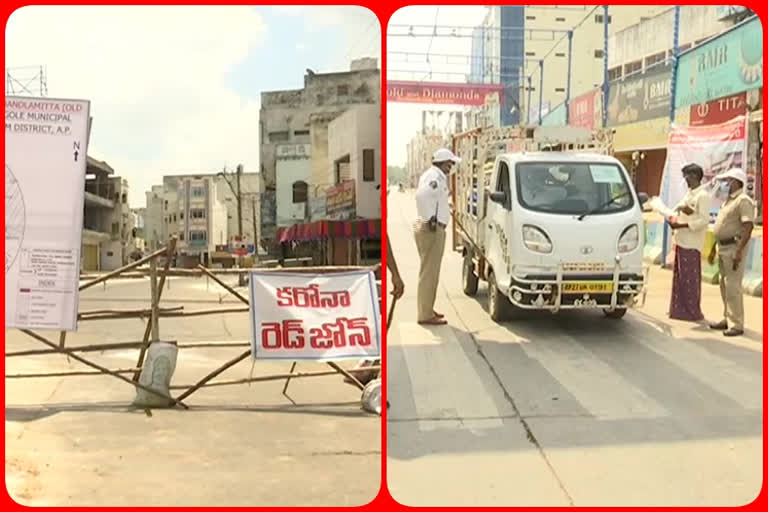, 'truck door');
486,160,513,292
